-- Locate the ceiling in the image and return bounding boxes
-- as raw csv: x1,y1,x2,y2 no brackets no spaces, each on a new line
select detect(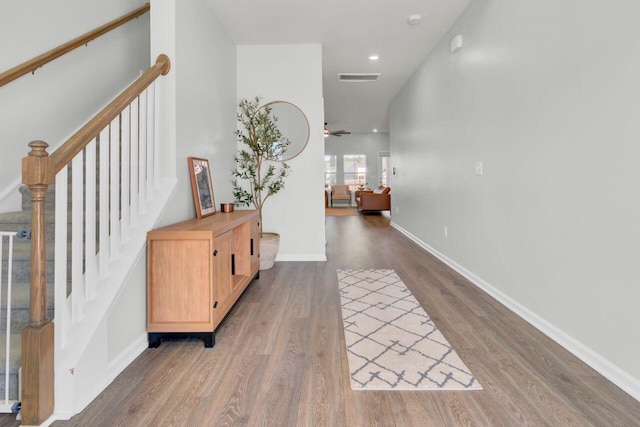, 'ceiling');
206,0,471,134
